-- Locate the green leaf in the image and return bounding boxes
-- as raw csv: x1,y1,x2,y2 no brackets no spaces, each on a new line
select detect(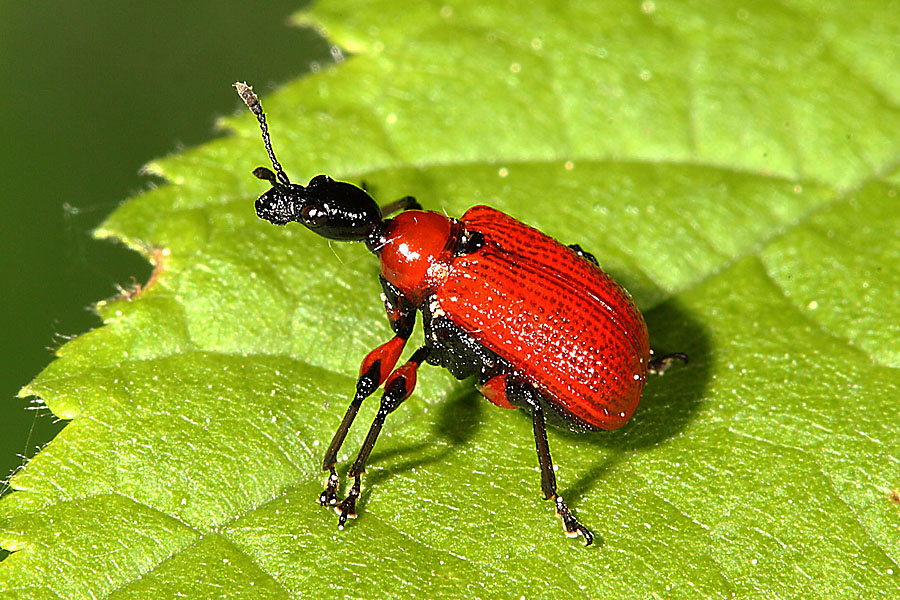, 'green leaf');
3,0,900,598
